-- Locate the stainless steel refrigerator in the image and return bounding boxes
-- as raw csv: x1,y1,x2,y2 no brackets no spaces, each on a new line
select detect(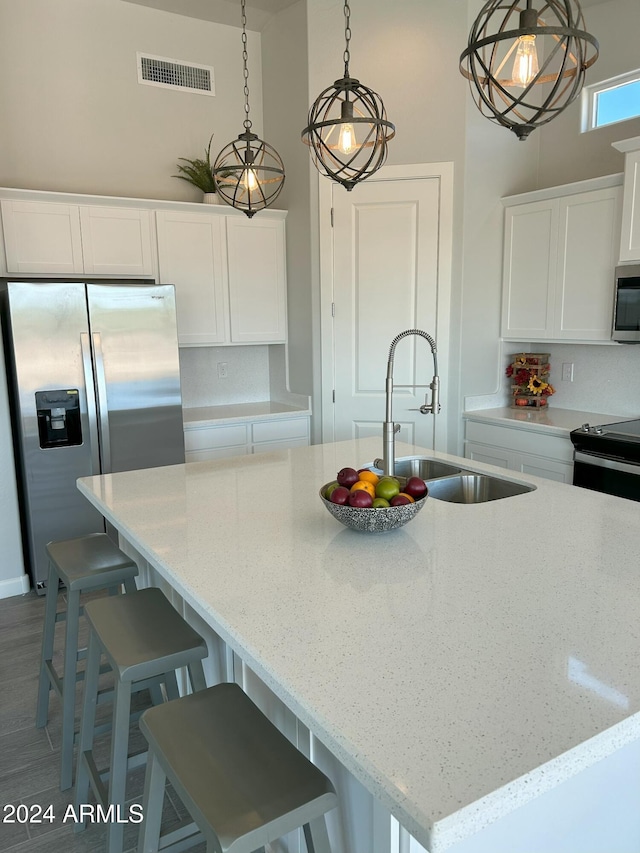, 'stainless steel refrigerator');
0,280,185,591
